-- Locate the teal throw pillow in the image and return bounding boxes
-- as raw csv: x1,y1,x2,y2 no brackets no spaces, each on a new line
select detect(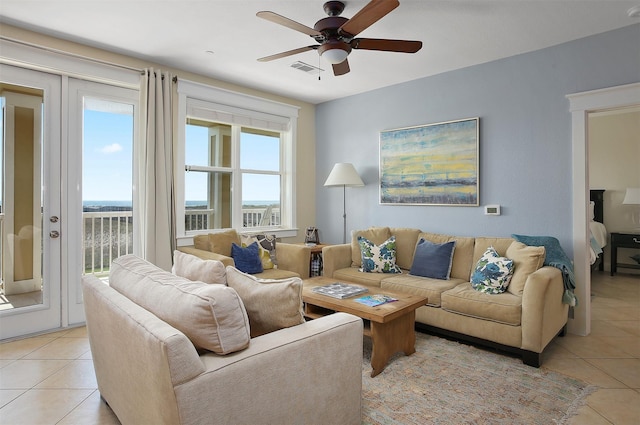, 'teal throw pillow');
231,242,263,274
358,236,402,273
409,239,456,280
471,246,514,294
